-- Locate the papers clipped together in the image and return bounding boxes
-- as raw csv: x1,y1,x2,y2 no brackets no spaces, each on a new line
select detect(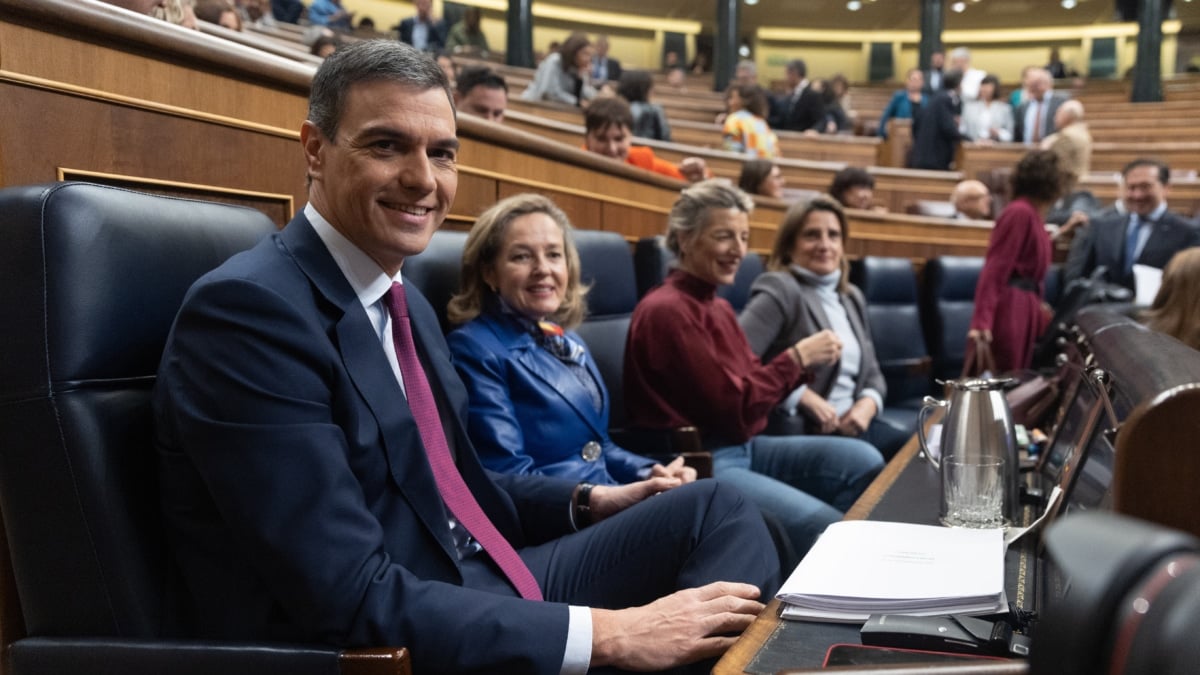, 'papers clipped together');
777,520,1006,623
